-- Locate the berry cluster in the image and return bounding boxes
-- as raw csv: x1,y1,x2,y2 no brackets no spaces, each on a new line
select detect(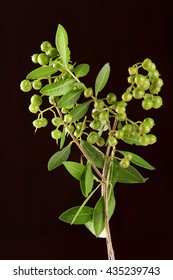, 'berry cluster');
122,58,163,110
